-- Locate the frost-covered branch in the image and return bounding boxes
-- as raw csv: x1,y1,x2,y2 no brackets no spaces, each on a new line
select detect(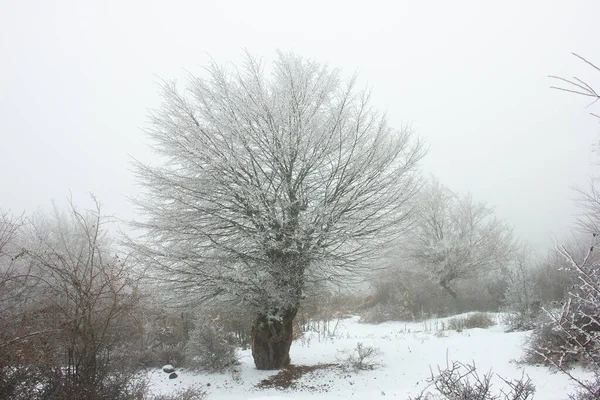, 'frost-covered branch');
130,51,426,311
